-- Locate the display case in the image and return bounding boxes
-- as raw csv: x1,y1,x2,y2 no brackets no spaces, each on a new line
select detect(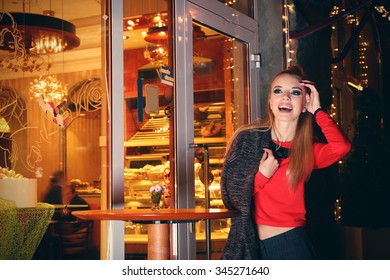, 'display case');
124,153,169,209
124,106,229,258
